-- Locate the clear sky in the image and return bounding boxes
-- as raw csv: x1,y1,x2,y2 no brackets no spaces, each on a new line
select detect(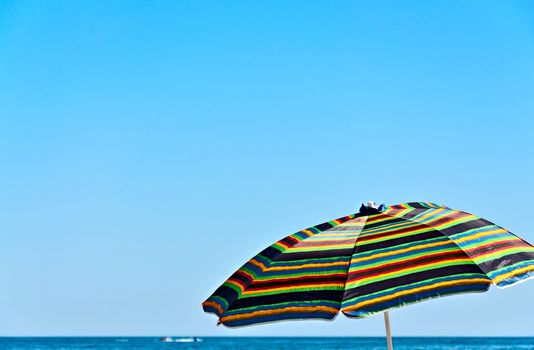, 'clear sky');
1,0,534,337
